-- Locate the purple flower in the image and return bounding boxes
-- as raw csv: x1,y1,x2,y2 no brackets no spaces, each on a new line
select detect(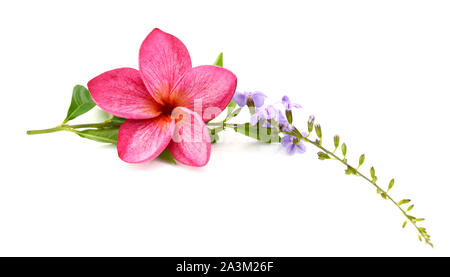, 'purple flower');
281,96,302,110
281,134,306,155
277,110,294,132
233,91,267,108
250,105,277,126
